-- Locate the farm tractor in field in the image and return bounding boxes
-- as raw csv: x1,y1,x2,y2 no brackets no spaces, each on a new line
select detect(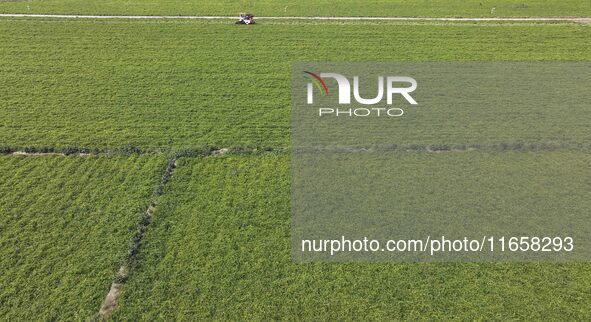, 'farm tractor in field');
236,13,256,25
